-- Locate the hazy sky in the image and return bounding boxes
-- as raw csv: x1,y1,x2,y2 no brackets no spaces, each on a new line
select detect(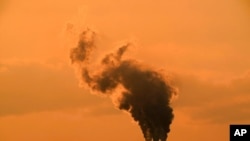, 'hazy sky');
0,0,250,141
